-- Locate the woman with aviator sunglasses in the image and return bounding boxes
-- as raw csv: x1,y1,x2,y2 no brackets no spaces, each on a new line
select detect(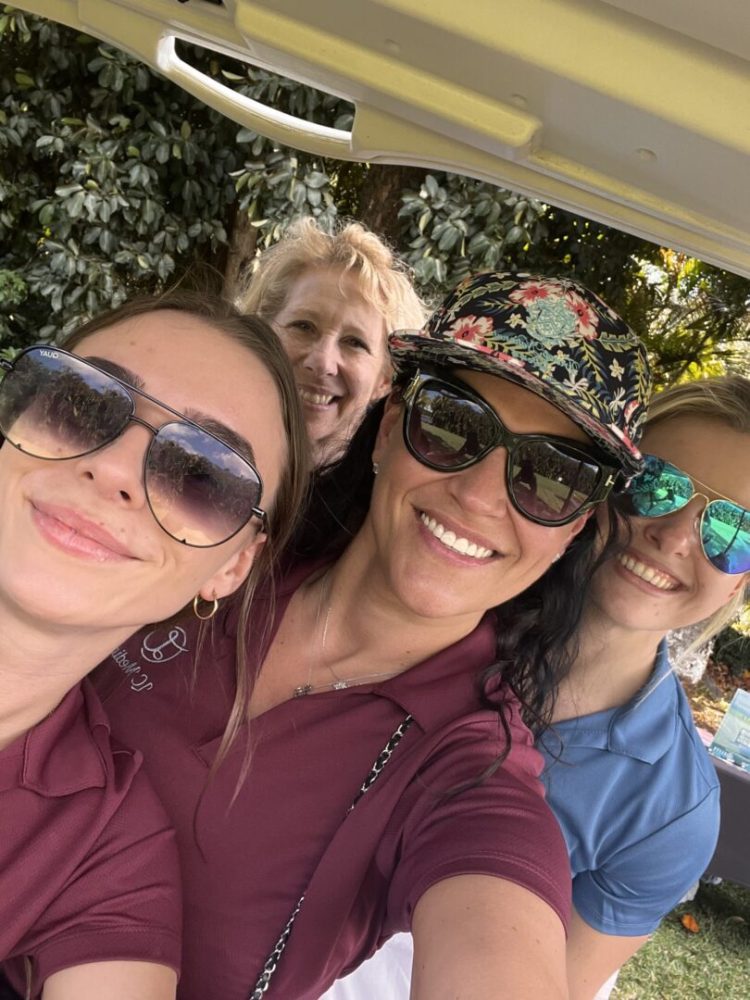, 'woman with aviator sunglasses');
0,293,309,1000
327,374,748,1000
97,272,650,1000
547,374,748,998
